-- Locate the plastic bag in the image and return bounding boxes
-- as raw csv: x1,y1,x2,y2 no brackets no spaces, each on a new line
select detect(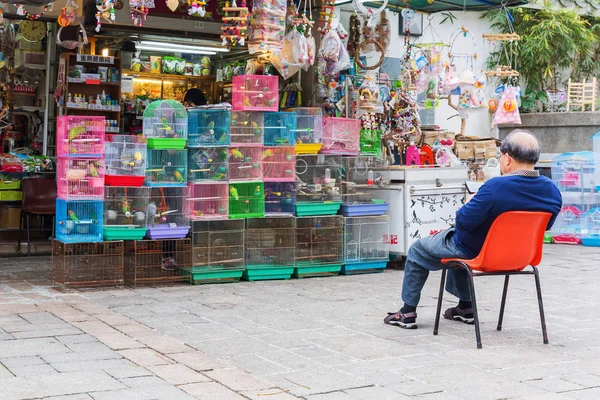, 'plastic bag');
493,85,522,125
358,73,383,117
317,30,350,77
482,158,501,180
271,30,305,79
304,33,316,70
